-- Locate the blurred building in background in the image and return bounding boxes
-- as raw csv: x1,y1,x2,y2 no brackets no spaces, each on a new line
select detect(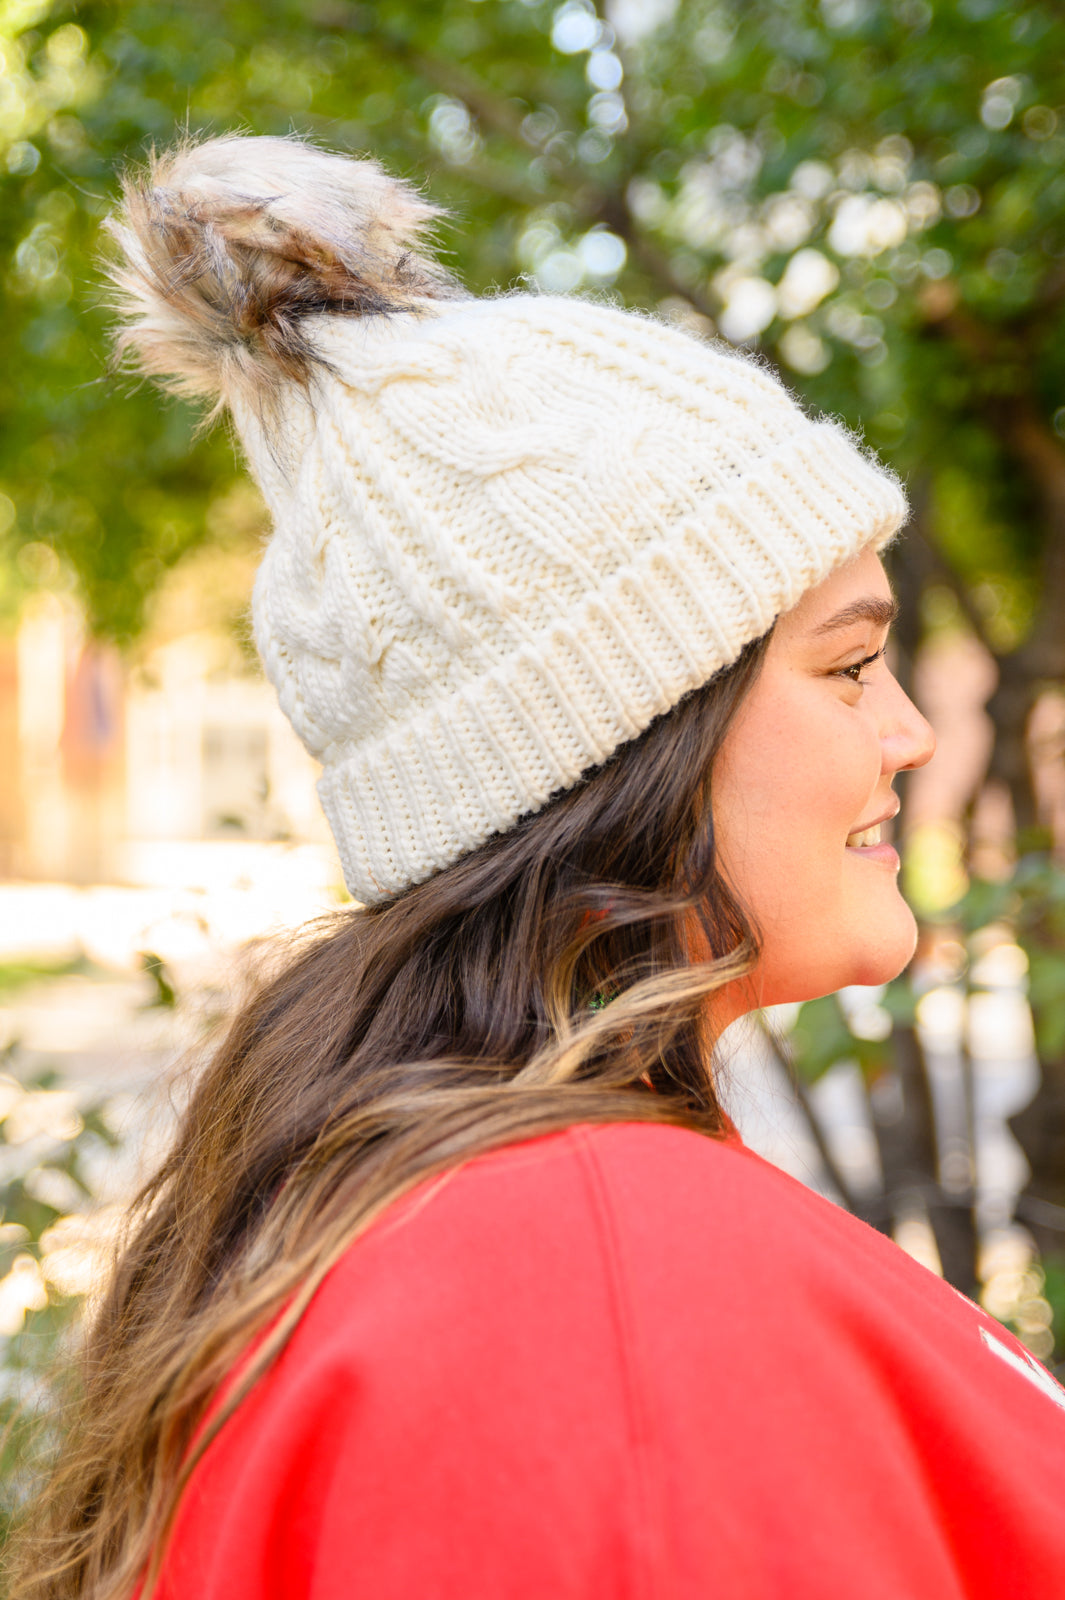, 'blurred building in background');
1,576,1057,898
1,578,337,890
